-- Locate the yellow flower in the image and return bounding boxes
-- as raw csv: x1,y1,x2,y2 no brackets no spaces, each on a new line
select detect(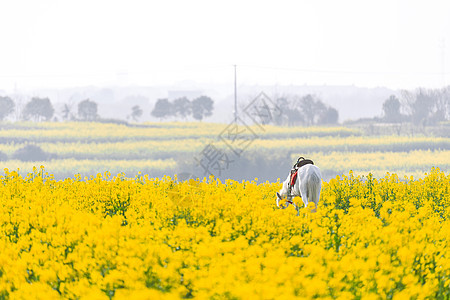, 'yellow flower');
0,167,448,298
